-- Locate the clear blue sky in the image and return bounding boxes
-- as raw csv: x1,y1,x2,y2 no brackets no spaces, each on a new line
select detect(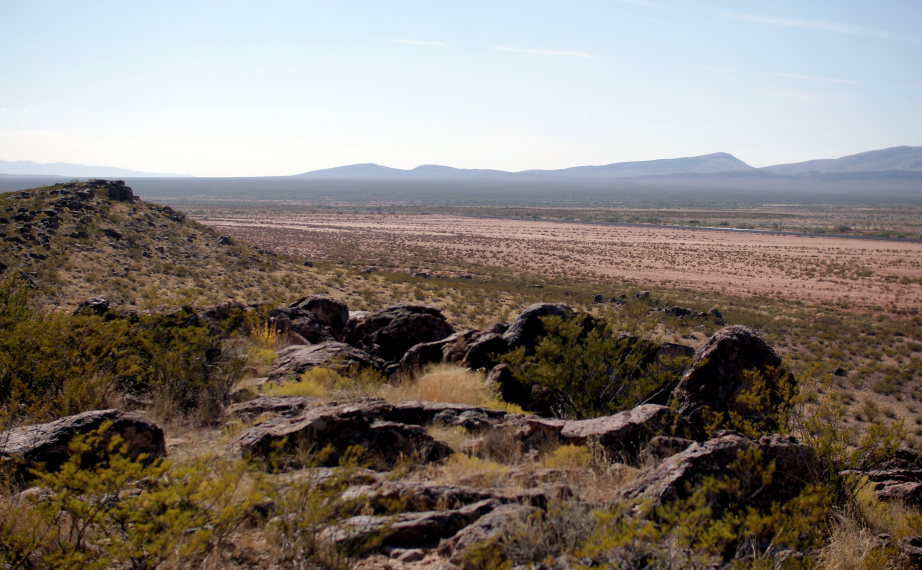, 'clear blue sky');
1,0,920,176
